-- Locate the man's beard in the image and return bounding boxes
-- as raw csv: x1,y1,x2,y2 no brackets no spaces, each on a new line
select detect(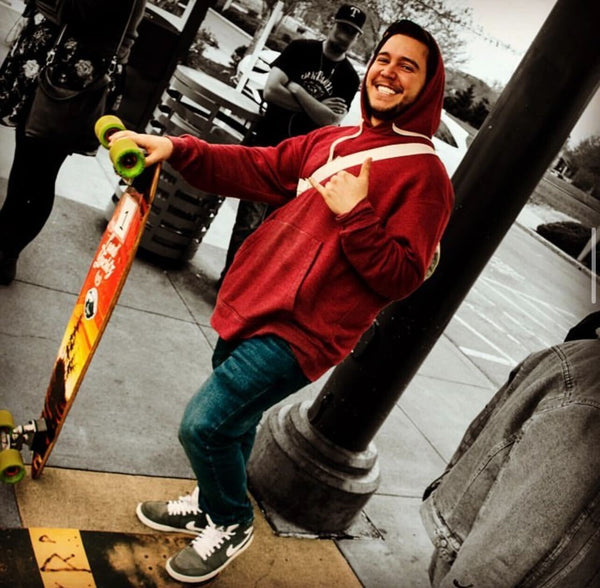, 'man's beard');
324,39,348,59
367,99,408,121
